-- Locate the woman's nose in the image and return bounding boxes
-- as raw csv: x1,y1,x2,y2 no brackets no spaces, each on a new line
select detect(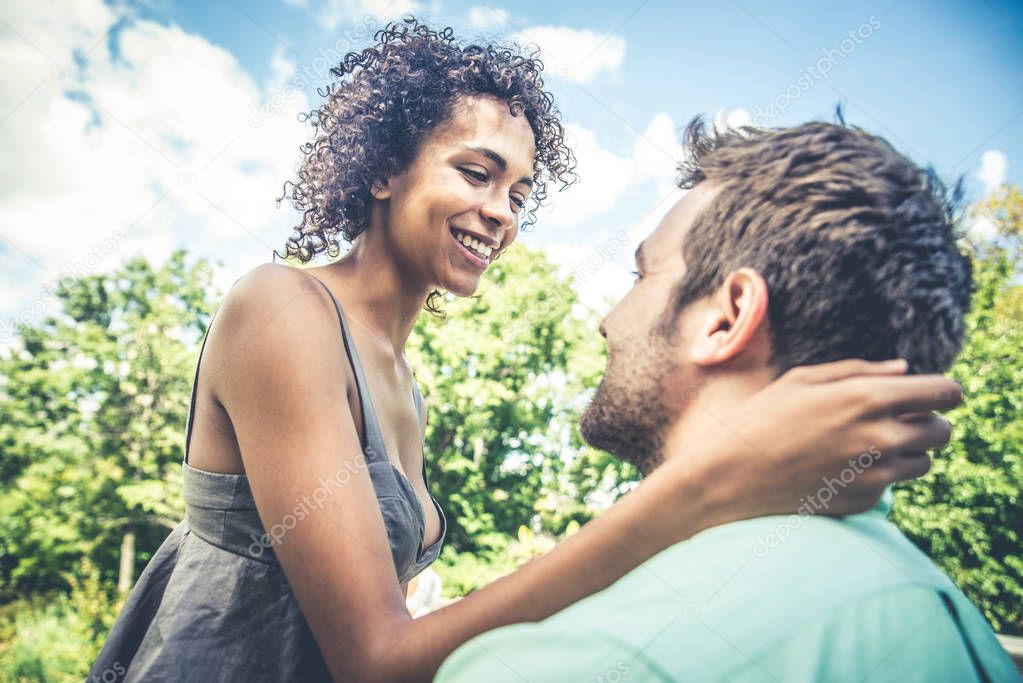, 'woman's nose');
480,196,514,230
